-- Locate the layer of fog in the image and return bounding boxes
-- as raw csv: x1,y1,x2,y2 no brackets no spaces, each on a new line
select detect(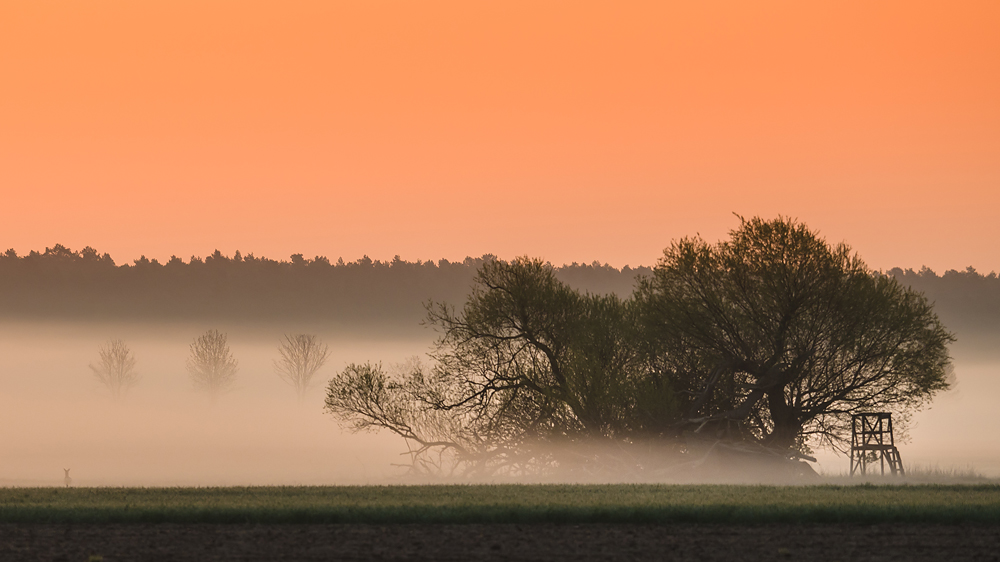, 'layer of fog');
0,322,427,487
2,321,998,486
810,356,1000,478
